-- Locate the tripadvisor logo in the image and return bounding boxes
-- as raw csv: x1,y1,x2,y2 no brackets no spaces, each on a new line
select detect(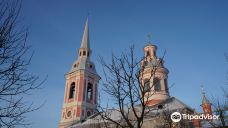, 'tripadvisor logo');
171,112,220,122
171,112,182,122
